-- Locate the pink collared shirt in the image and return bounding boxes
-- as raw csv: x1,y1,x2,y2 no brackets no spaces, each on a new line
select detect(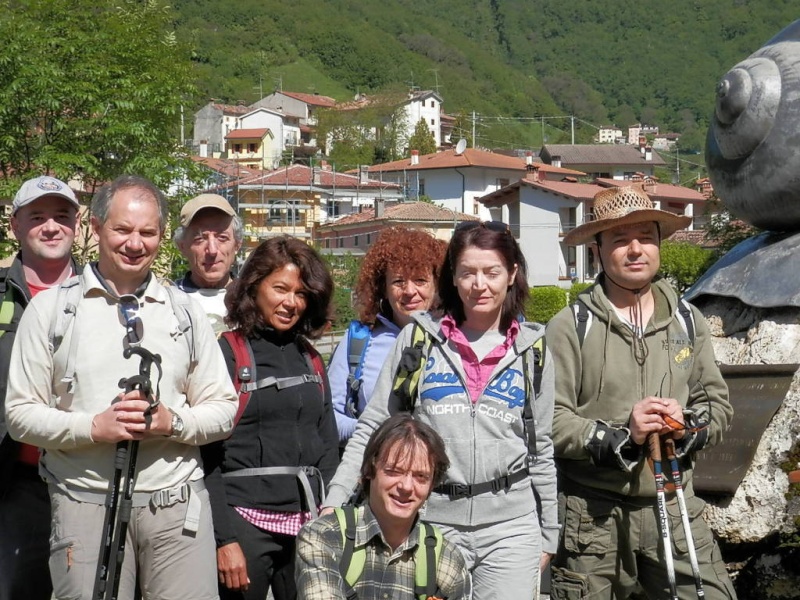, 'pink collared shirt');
440,315,520,404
